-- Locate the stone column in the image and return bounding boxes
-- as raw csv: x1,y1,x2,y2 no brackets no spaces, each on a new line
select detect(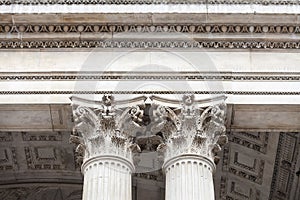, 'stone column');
164,155,215,200
81,156,133,200
70,95,143,200
156,95,227,200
